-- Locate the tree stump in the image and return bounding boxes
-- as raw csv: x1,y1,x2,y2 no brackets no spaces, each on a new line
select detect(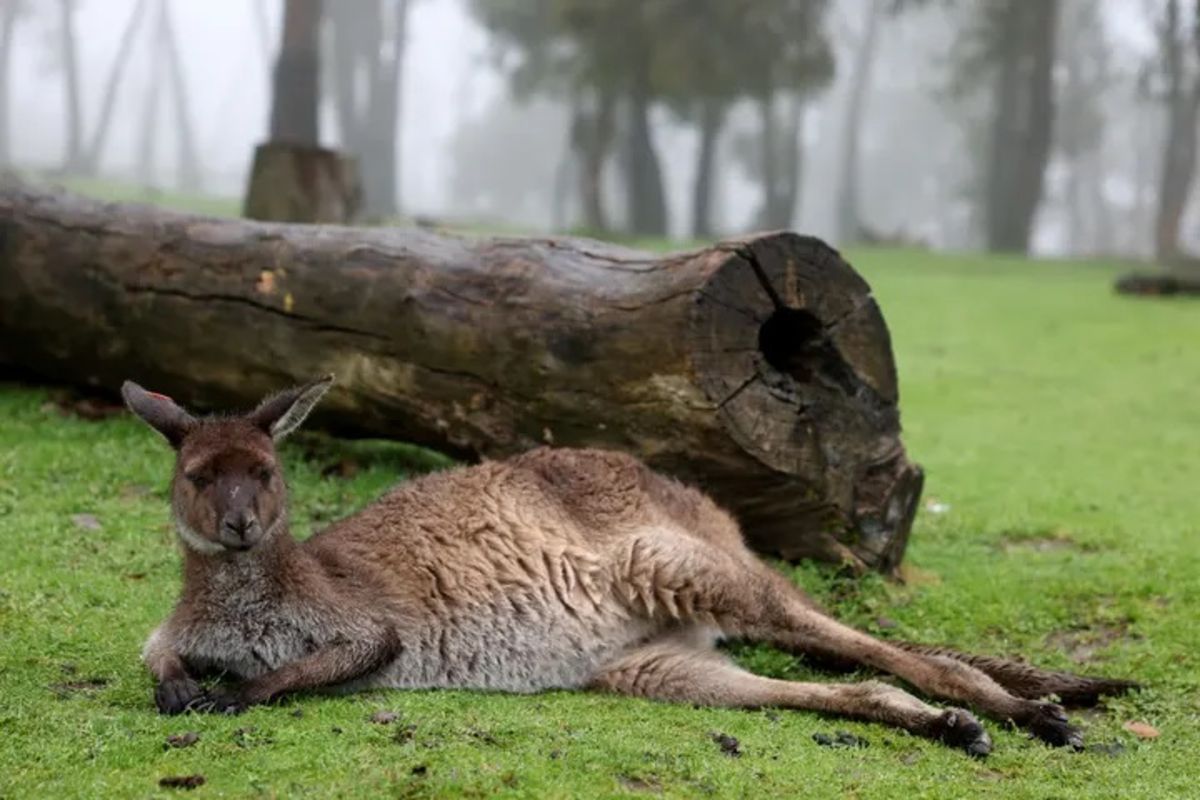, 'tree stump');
243,142,361,224
0,182,923,573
